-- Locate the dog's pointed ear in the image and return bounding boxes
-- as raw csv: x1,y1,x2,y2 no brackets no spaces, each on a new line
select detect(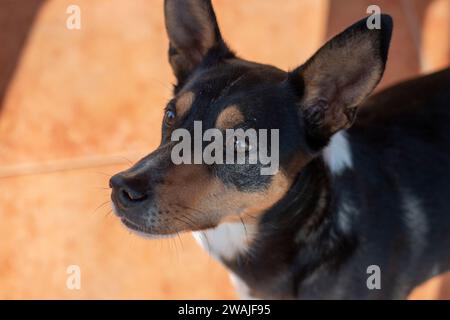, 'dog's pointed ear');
164,0,227,84
290,14,393,149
